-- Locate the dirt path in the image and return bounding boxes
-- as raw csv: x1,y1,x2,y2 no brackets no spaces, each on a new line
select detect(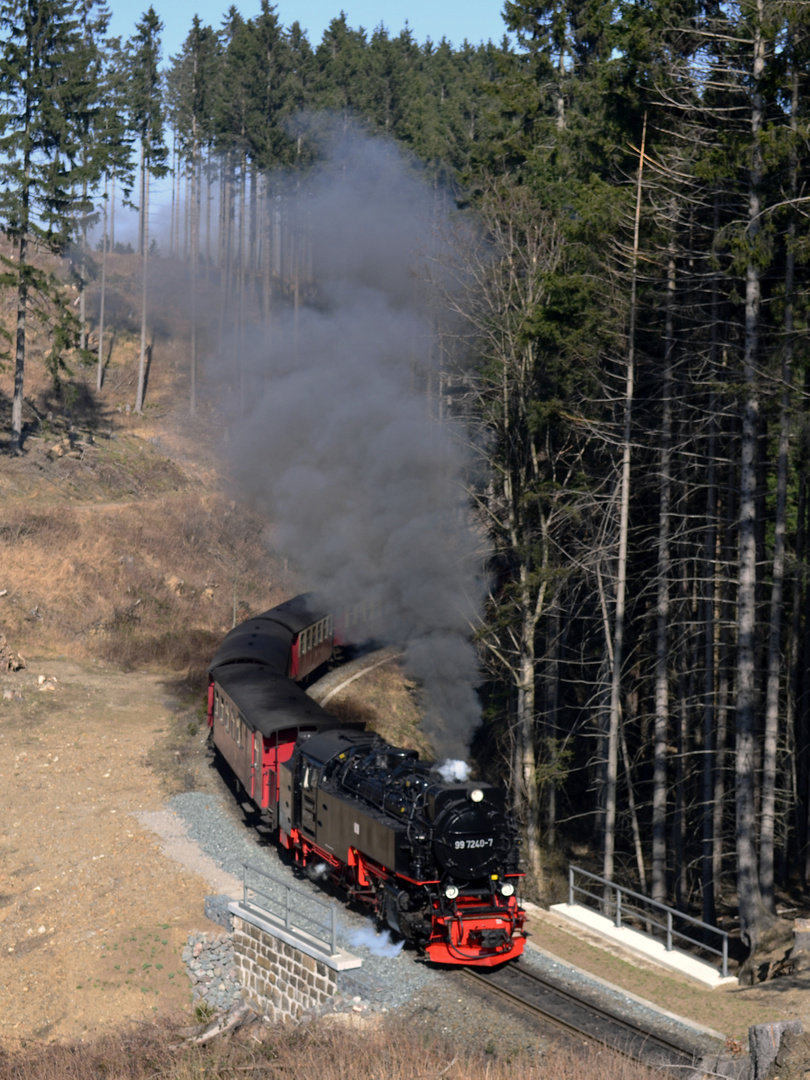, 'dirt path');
0,659,218,1044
